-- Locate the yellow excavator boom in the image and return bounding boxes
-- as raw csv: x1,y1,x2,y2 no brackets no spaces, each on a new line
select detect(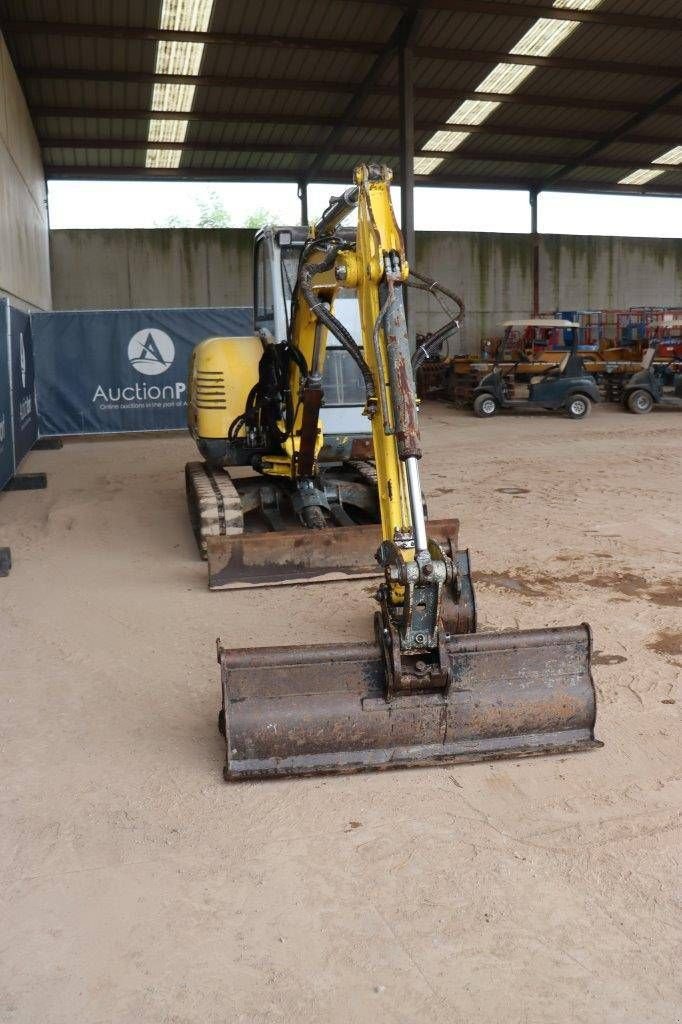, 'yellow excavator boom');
213,165,600,779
